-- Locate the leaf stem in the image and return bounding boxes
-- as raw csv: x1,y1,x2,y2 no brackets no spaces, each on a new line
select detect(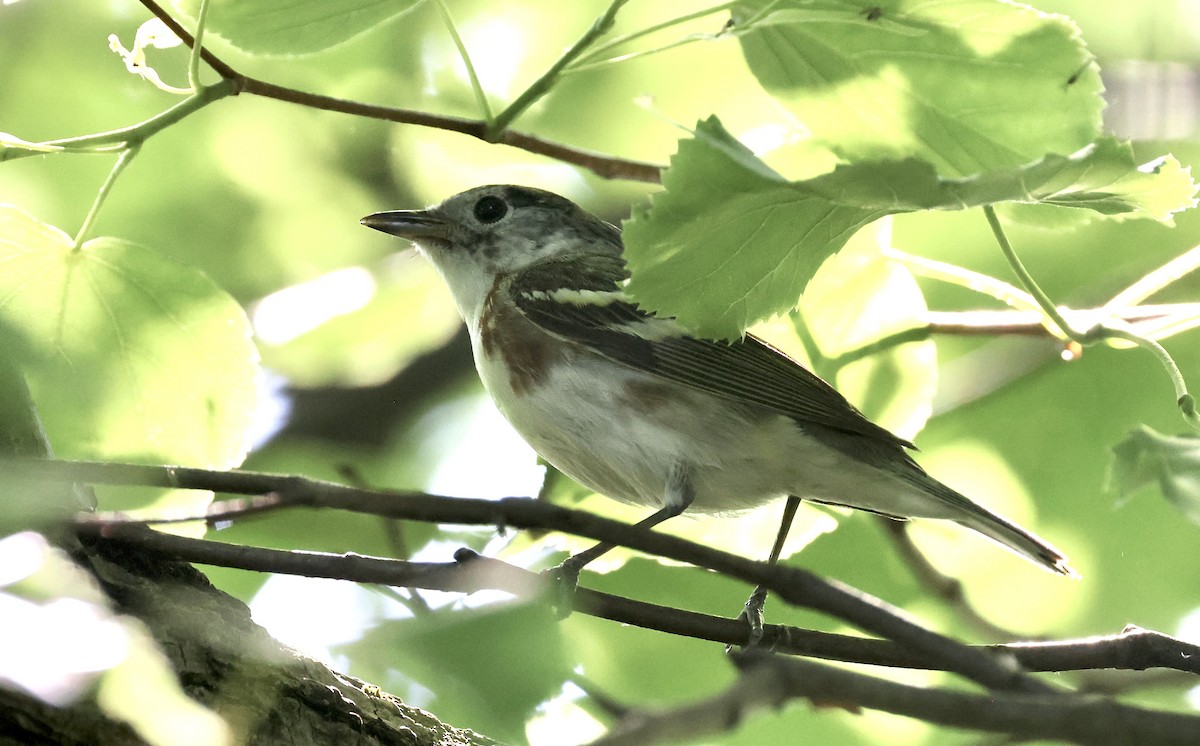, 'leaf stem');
488,0,631,137
434,0,493,125
984,205,1199,432
72,146,141,250
790,312,831,376
1101,325,1200,432
188,0,212,91
883,247,1041,314
983,205,1079,340
831,327,932,370
568,0,738,71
